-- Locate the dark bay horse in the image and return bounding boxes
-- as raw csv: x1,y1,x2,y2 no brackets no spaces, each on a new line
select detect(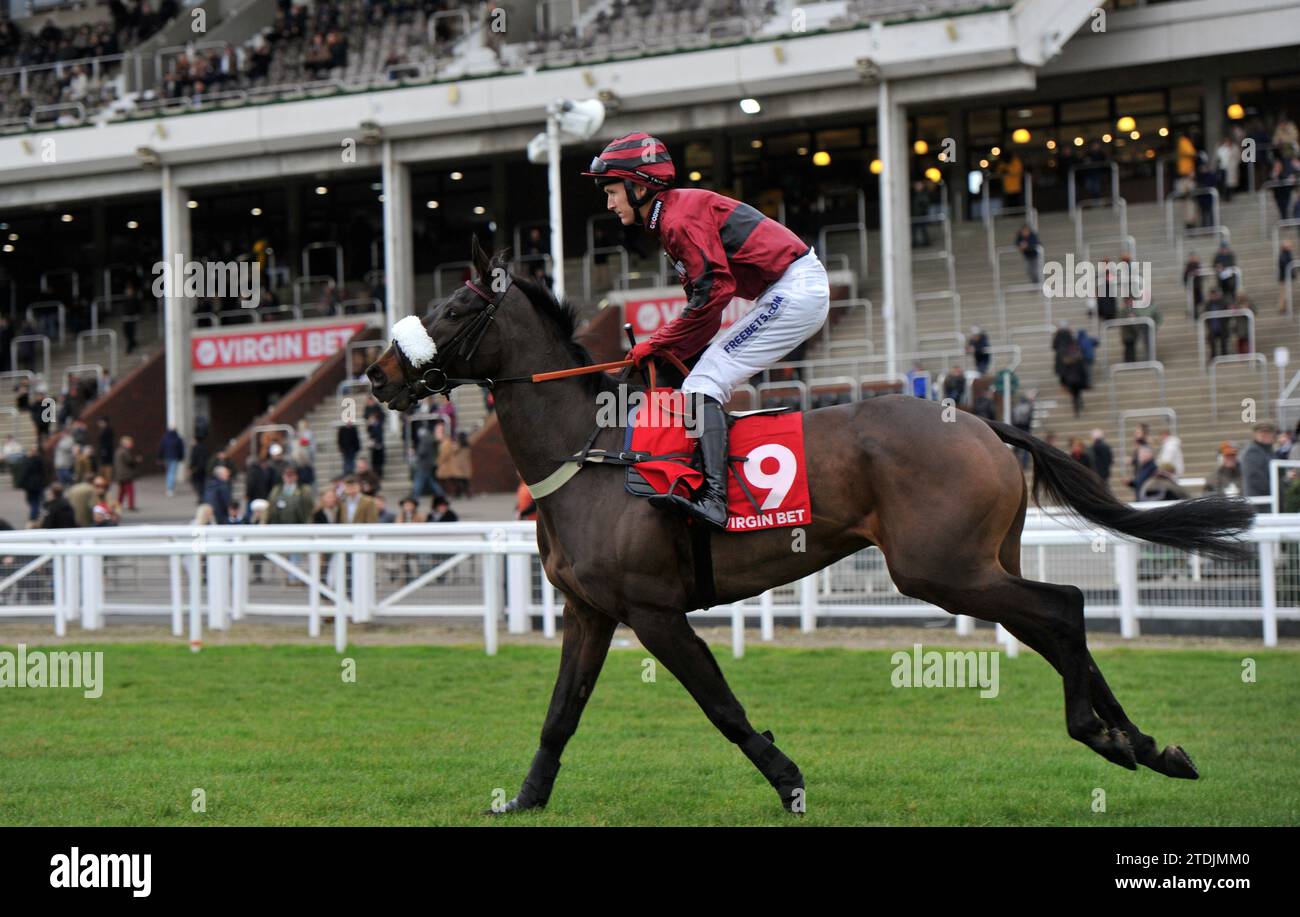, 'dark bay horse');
366,241,1254,815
